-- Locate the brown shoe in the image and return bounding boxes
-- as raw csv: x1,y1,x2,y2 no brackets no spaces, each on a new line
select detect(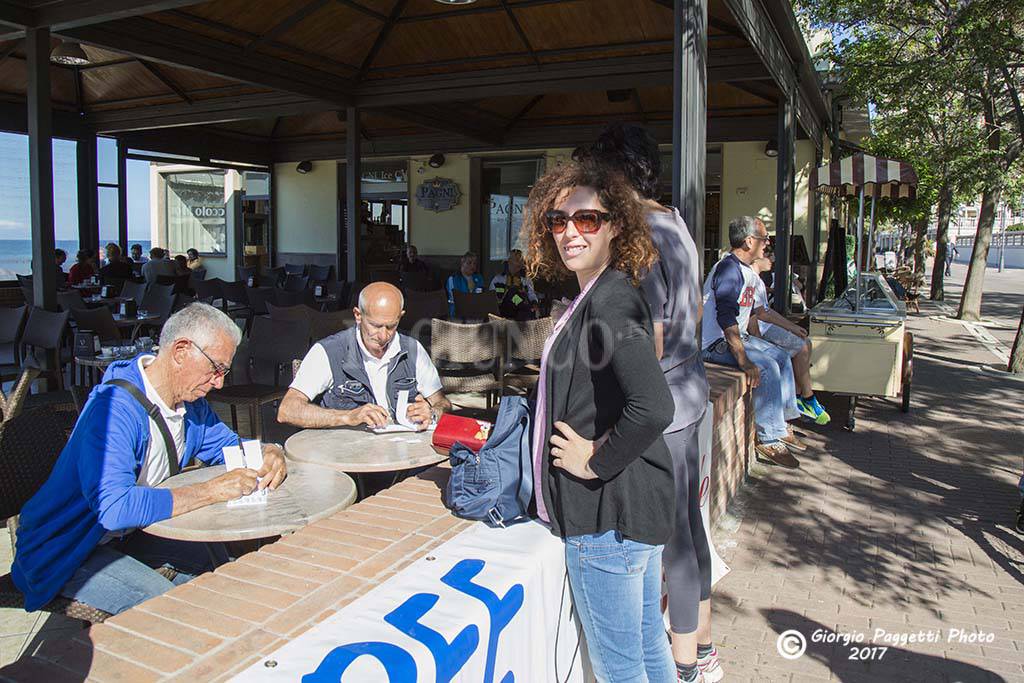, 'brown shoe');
780,432,807,452
755,441,800,468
